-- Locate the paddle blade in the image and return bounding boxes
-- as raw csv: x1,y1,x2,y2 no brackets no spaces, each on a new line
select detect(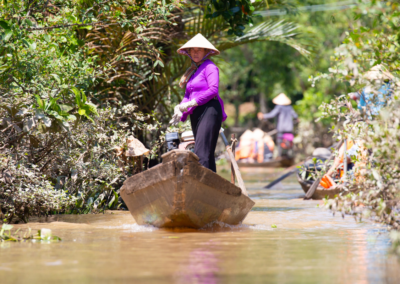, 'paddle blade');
264,169,297,189
304,178,321,200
